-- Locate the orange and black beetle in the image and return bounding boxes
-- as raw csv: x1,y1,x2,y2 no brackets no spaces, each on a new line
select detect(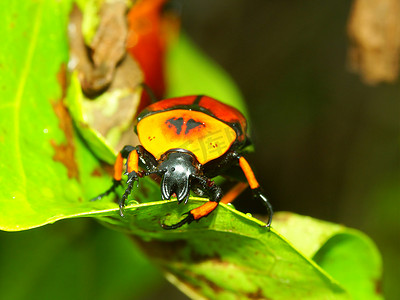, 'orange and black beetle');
94,95,273,229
